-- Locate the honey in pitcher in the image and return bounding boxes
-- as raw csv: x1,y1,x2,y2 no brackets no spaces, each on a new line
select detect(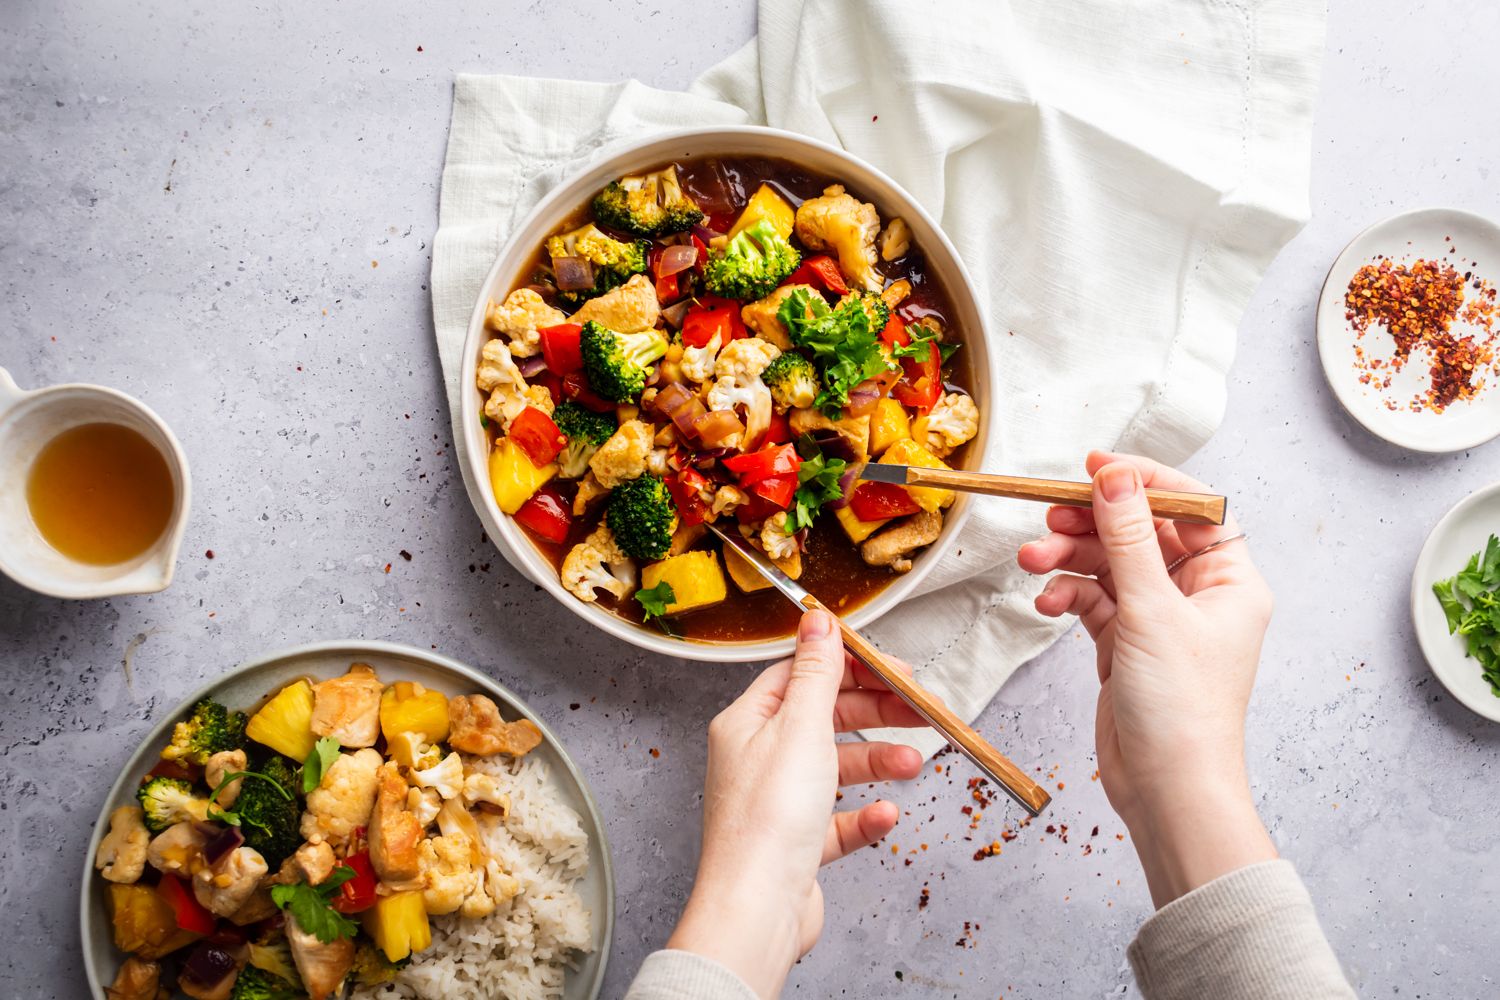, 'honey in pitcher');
26,423,175,565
